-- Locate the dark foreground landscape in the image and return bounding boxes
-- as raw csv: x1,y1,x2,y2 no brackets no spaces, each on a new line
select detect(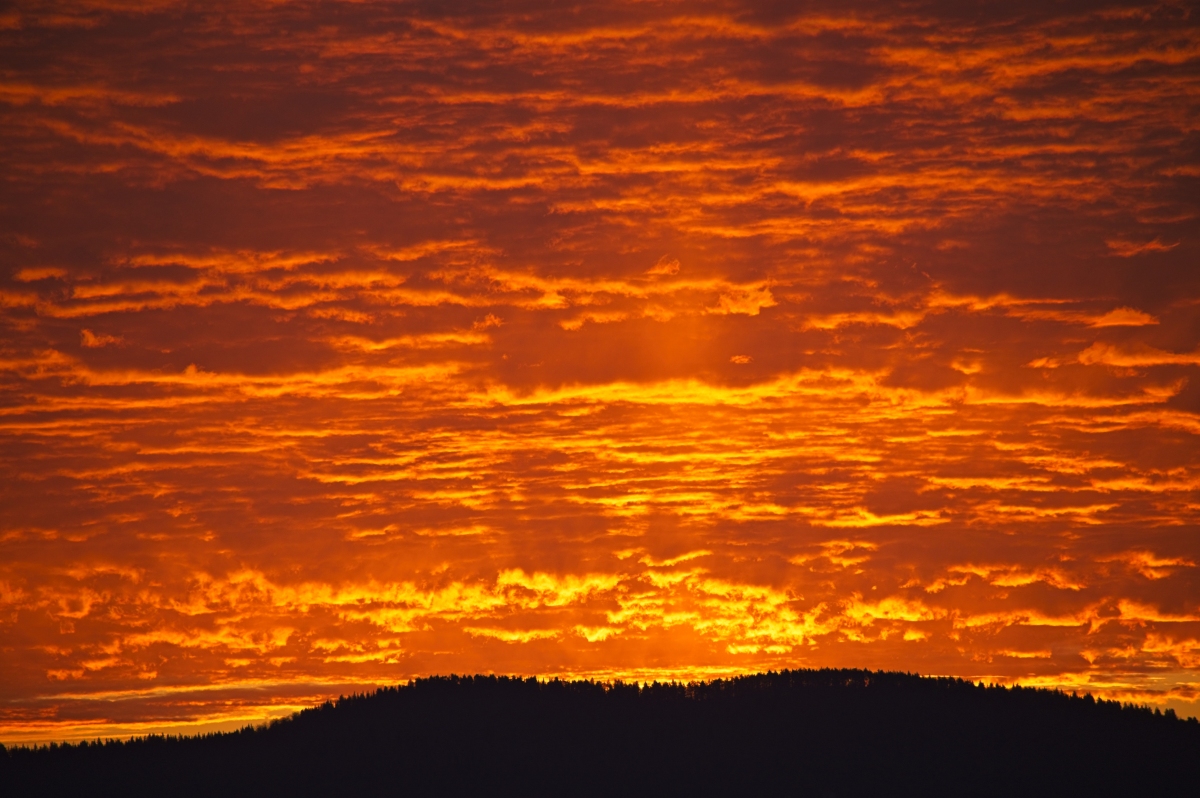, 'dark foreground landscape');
2,669,1198,797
